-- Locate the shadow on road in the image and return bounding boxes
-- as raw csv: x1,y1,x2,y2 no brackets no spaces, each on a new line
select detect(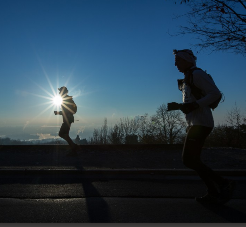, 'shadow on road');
200,203,246,223
72,156,111,223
